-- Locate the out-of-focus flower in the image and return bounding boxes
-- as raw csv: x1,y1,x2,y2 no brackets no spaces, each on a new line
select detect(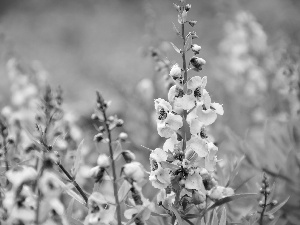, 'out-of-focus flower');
208,186,234,200
38,171,61,198
6,166,38,189
84,192,116,225
97,154,110,168
123,162,146,184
